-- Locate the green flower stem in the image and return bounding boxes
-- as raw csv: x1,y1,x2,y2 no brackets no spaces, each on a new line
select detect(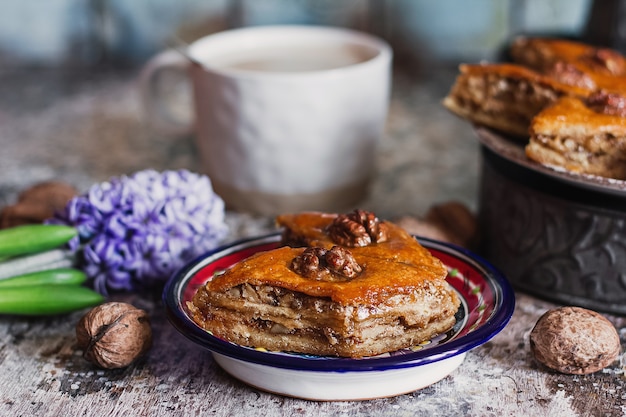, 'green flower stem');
0,268,86,288
0,285,104,315
0,224,77,258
